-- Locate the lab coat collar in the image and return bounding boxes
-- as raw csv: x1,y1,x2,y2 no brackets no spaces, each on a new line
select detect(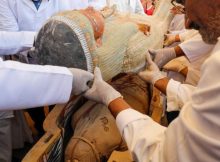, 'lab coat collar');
21,0,50,12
